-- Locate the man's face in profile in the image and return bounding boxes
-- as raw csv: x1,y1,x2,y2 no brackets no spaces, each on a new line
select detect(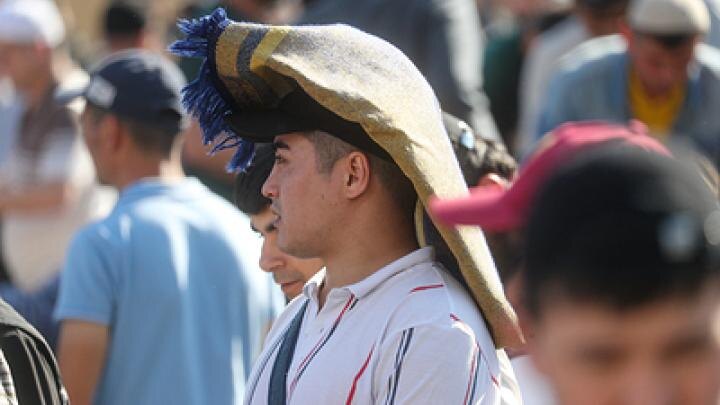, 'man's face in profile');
251,205,323,300
530,282,720,405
